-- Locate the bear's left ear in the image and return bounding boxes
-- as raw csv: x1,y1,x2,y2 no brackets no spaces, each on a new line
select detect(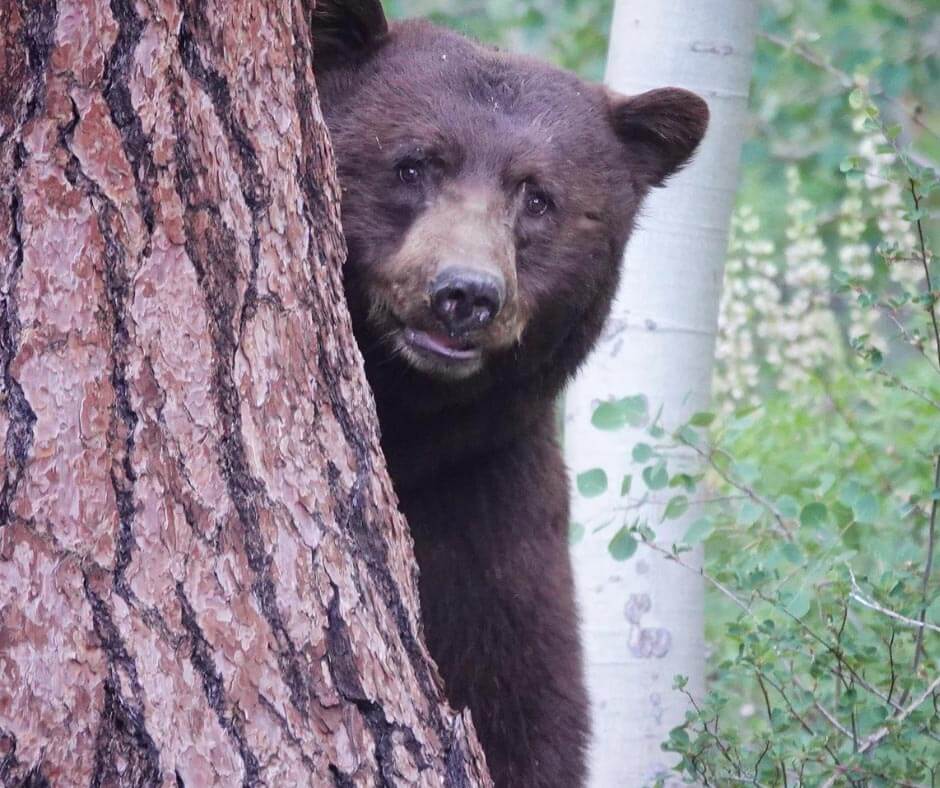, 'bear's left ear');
608,87,710,188
311,0,389,69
